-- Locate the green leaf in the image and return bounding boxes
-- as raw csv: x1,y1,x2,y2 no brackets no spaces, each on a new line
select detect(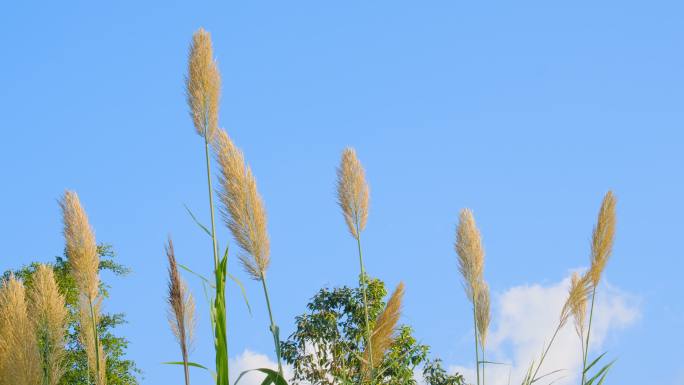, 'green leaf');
235,368,288,385
583,352,608,374
179,263,216,288
184,204,212,237
228,272,252,315
162,361,211,371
